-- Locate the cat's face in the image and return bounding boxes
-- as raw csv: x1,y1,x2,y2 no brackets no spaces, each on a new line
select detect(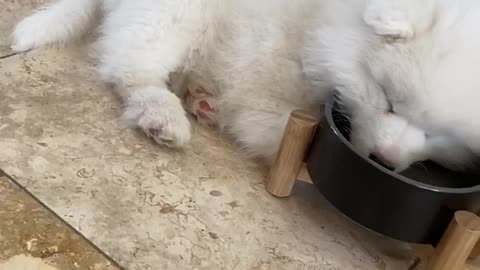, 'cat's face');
346,97,429,172
339,36,477,172
343,86,475,172
304,0,480,172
